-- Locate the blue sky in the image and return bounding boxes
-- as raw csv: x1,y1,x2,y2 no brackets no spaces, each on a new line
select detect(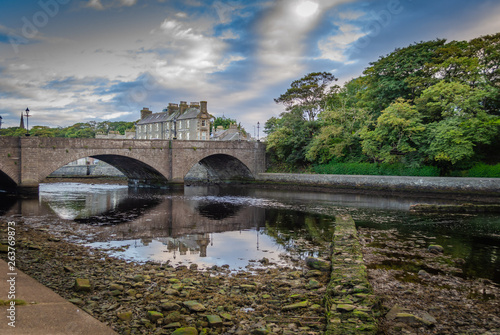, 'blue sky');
1,0,500,134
